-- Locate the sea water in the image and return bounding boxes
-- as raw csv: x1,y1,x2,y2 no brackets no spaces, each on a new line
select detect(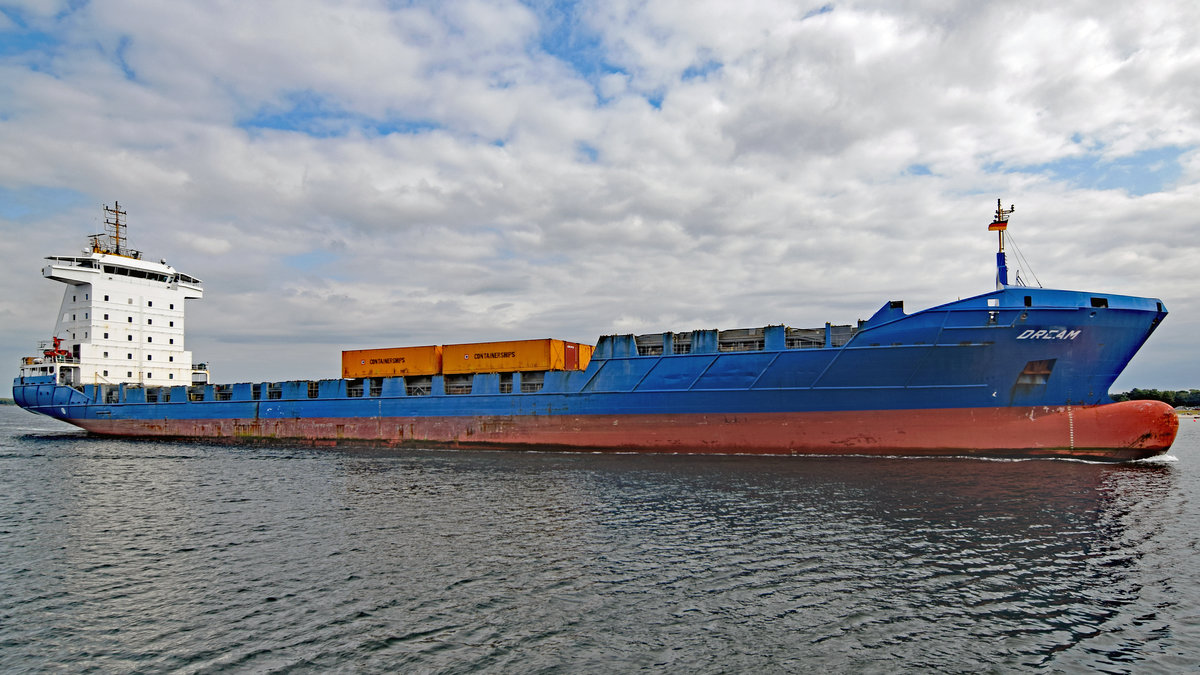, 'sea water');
2,405,1198,673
